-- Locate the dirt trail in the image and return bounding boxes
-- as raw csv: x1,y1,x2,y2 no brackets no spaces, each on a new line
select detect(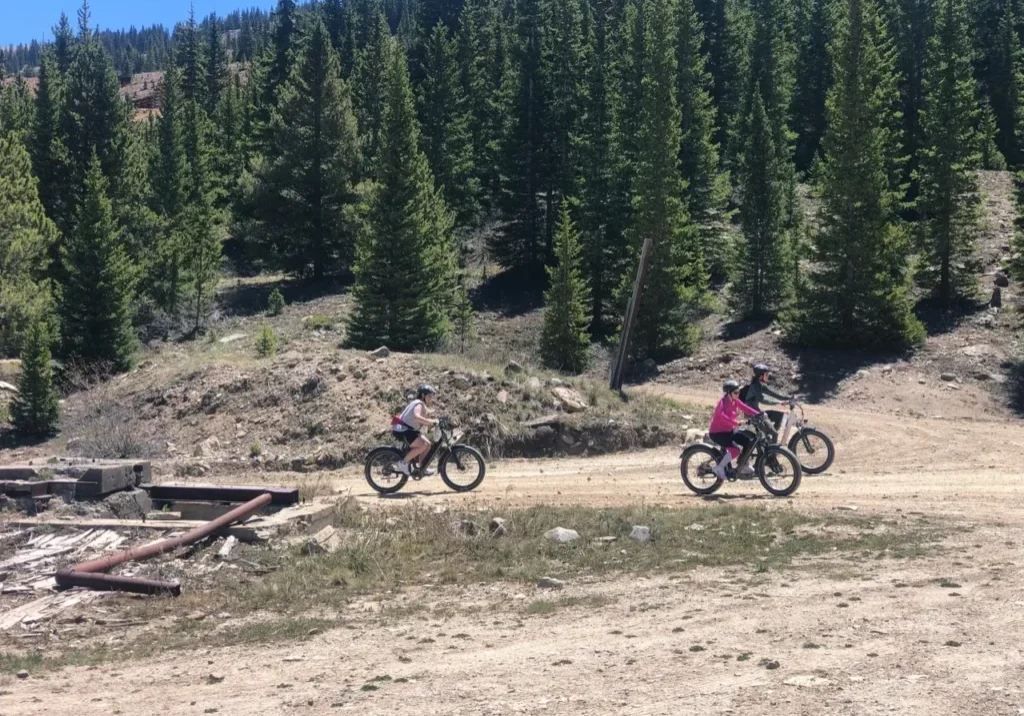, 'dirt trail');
3,387,1023,716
